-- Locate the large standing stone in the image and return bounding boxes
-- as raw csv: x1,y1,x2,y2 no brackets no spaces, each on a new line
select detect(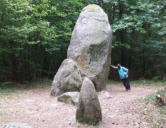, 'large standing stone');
76,77,102,125
51,59,82,96
67,4,112,91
